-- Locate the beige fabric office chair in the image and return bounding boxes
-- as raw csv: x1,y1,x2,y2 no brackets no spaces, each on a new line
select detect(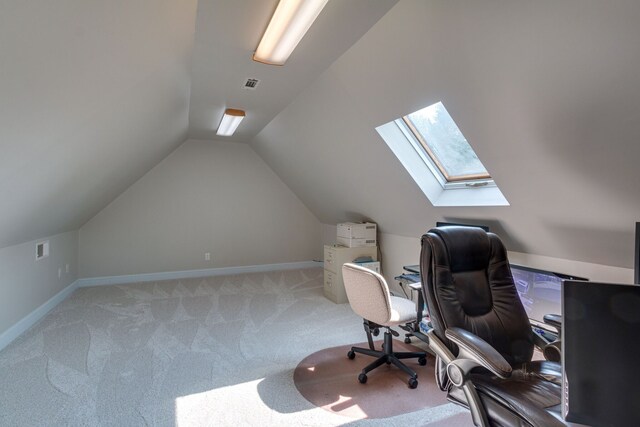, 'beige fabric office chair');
342,263,427,388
